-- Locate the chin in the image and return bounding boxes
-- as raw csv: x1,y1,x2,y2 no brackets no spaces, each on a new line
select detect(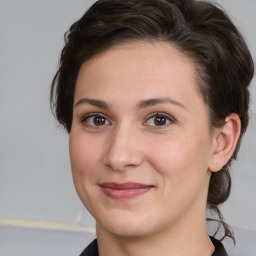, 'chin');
96,211,156,238
102,223,152,238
